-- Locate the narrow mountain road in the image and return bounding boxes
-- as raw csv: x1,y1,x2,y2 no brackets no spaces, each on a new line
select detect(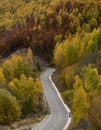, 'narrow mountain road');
32,68,71,130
